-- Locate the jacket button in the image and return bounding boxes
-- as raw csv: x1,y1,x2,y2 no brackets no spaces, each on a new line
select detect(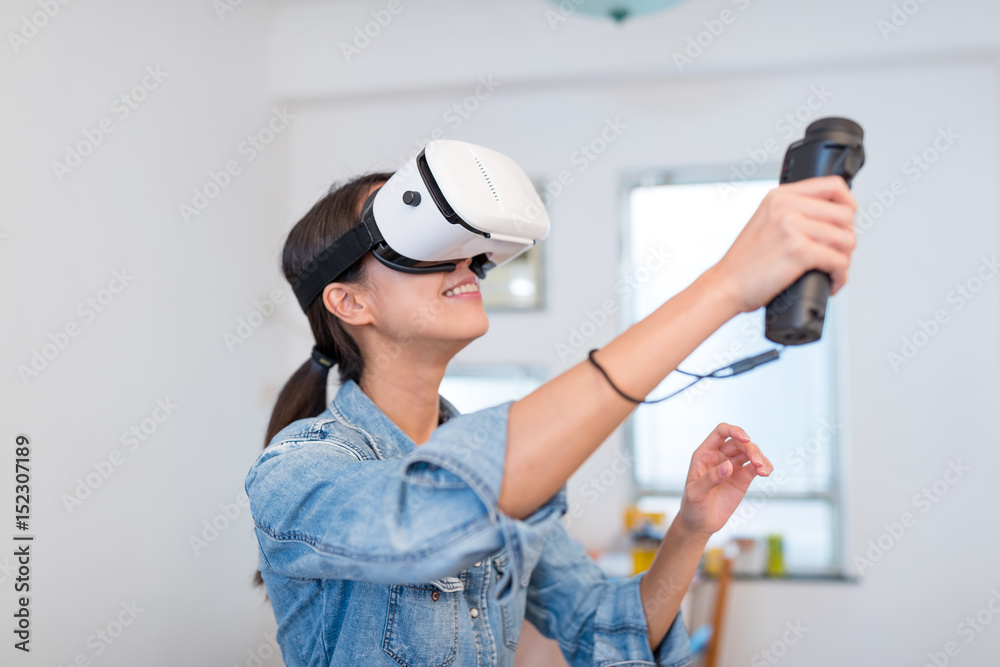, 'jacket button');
431,591,439,601
470,607,479,618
